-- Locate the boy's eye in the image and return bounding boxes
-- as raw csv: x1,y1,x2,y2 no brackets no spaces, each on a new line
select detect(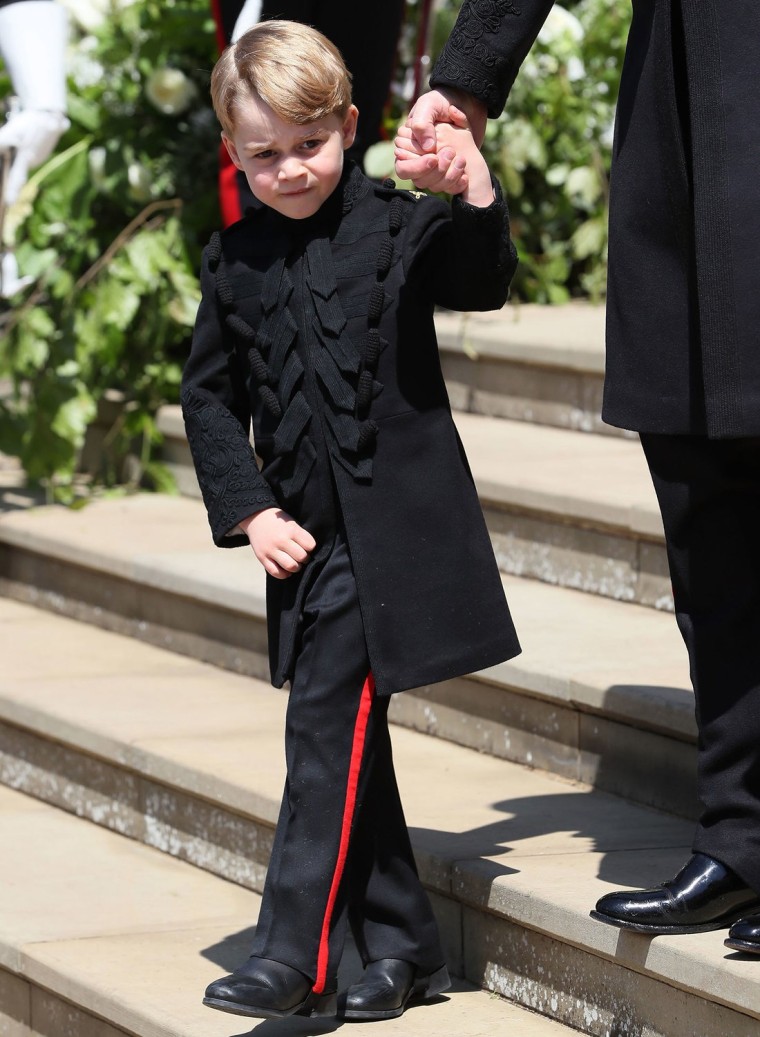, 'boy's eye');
300,139,322,152
254,149,276,160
